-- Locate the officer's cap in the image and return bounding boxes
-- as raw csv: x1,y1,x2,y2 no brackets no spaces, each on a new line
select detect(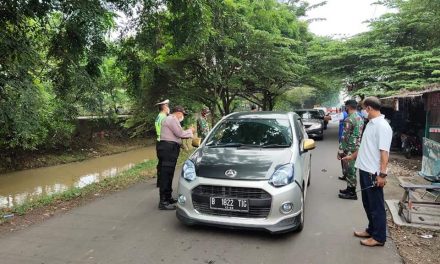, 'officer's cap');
155,99,169,105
